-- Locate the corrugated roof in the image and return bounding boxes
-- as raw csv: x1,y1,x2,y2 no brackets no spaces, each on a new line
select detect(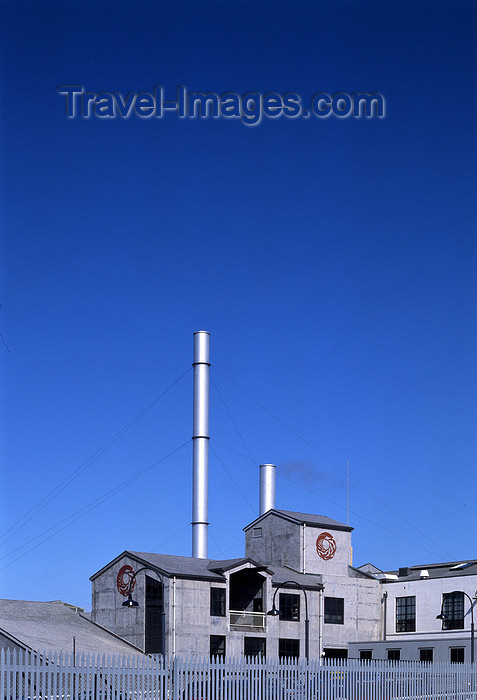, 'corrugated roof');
0,600,143,656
